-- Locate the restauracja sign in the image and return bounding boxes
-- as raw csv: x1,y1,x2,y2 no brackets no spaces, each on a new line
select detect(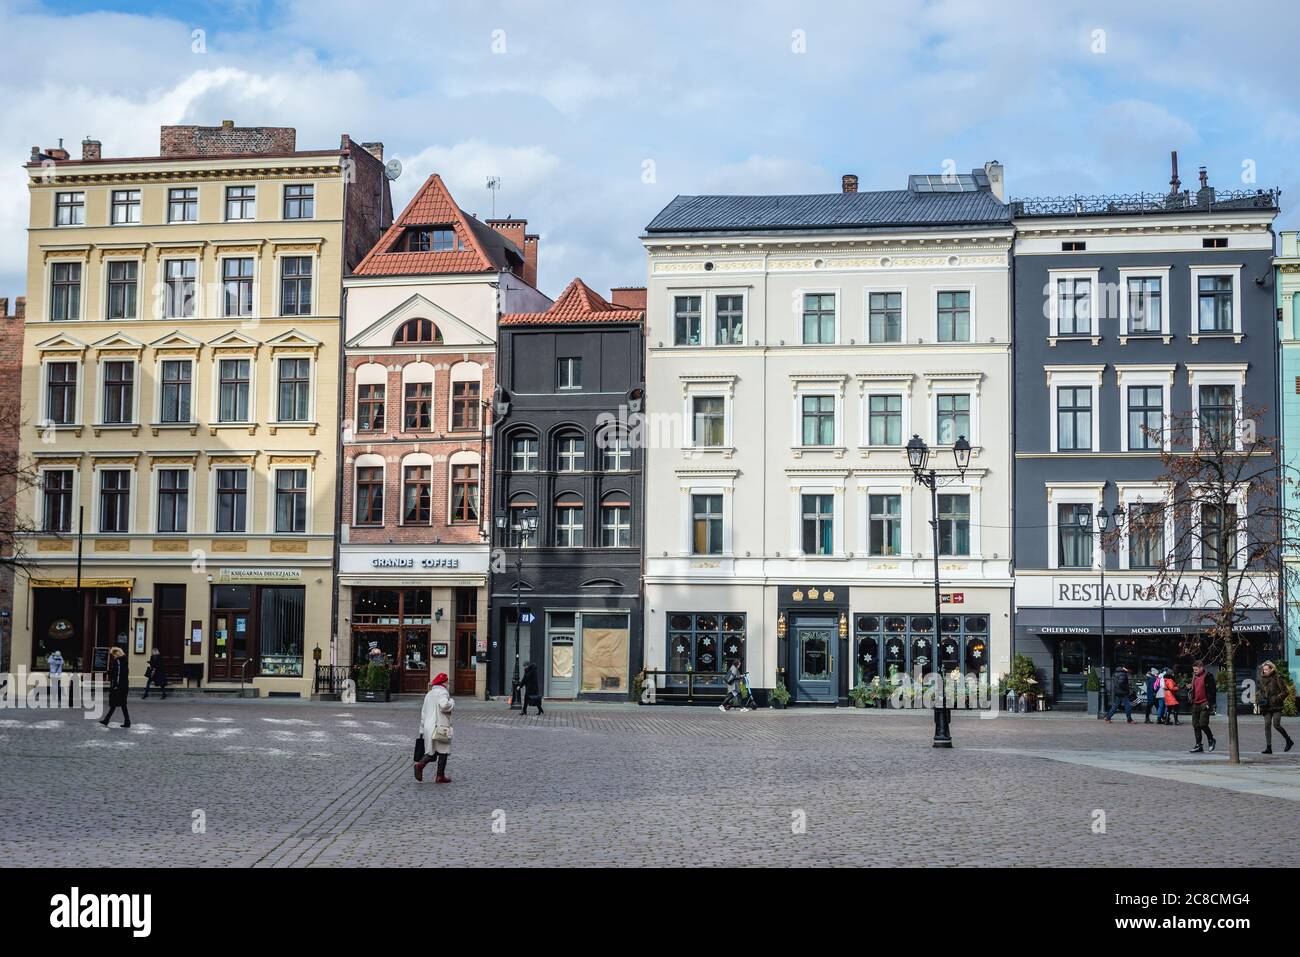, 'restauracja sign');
1044,576,1275,608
